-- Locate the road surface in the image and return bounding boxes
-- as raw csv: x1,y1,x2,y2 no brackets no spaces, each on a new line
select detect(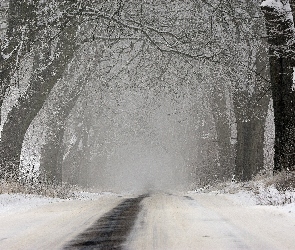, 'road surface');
127,193,295,250
0,192,295,249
